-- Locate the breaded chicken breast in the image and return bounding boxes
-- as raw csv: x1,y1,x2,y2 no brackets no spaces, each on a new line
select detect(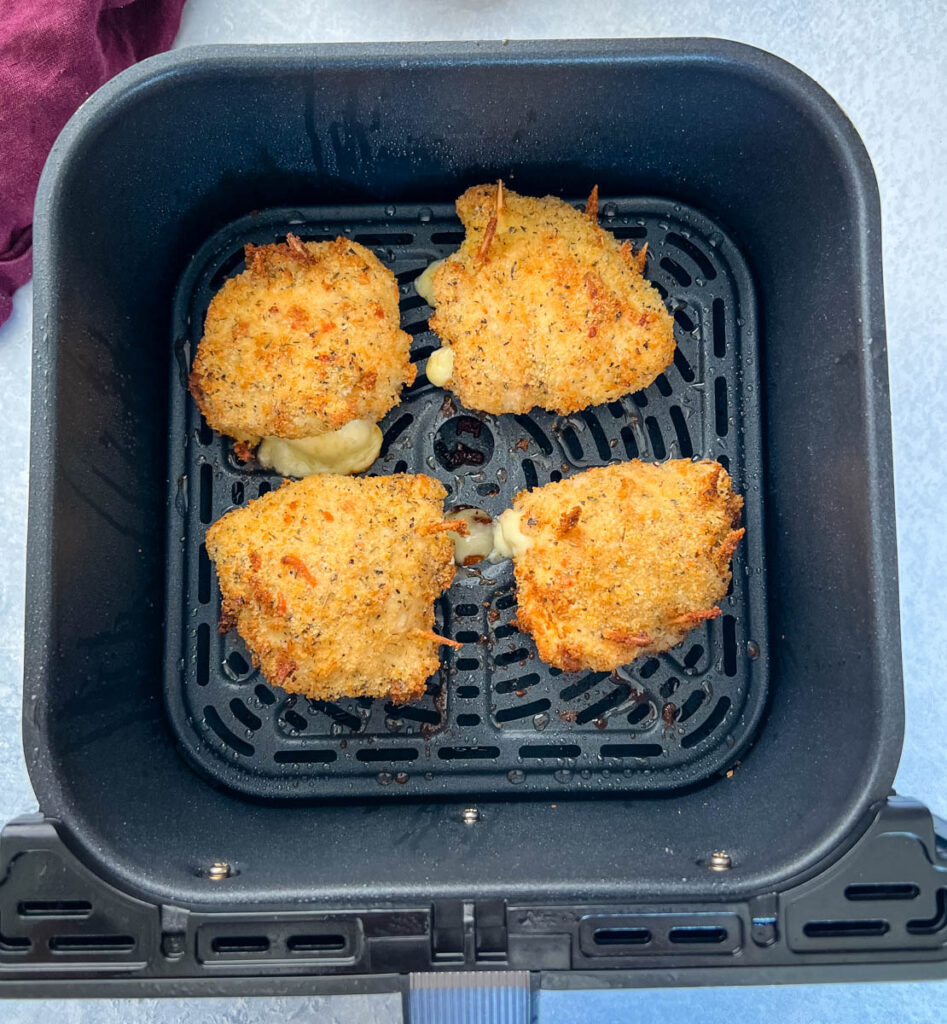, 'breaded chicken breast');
418,184,675,415
205,473,457,702
506,460,744,672
189,235,414,470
